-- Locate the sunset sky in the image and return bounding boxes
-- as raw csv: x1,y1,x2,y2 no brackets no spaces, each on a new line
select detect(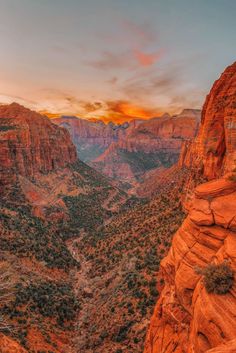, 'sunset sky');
0,0,235,122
